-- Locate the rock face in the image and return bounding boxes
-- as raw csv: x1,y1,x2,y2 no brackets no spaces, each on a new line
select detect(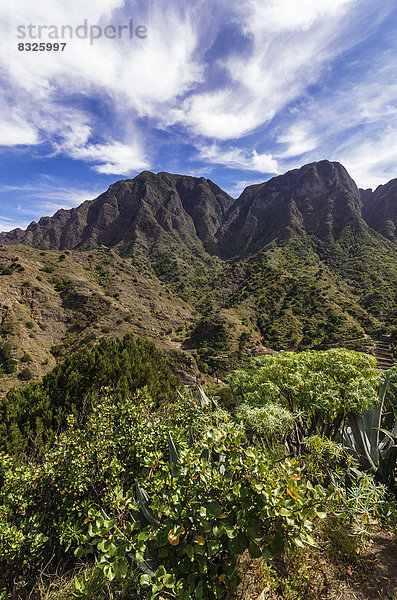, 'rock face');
214,160,365,258
0,172,234,254
2,160,397,260
361,180,397,243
